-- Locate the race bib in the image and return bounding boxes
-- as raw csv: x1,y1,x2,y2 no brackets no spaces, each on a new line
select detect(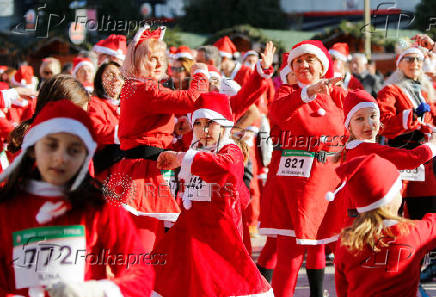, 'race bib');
277,150,314,177
161,170,177,197
12,225,86,289
183,175,212,201
400,165,425,182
